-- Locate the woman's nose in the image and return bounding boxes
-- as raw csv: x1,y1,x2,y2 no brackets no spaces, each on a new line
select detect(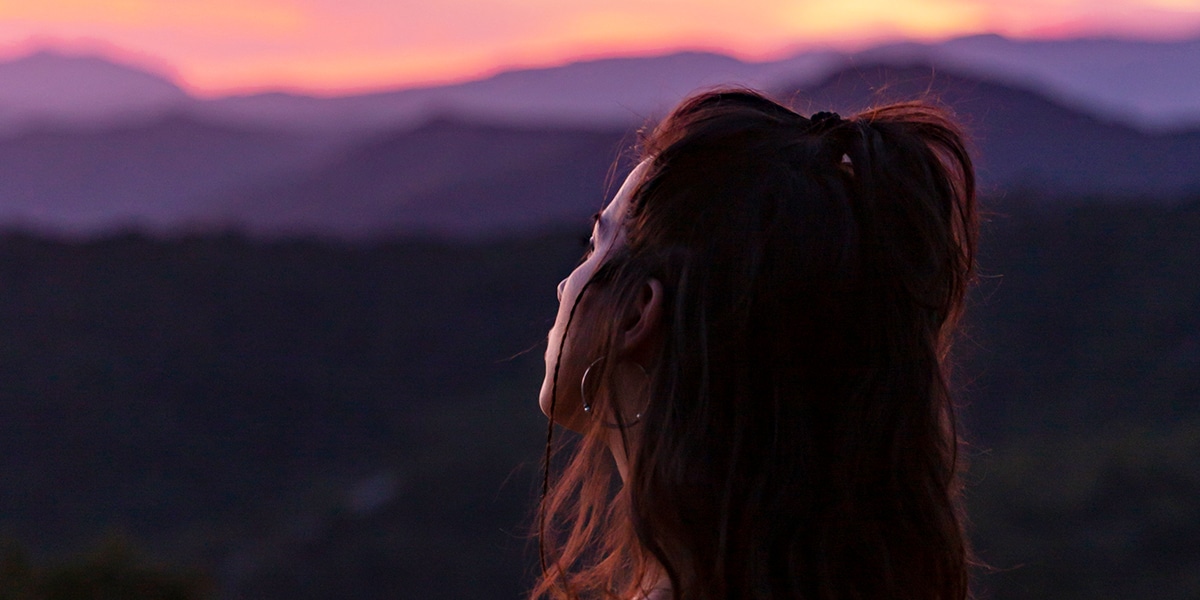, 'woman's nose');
557,278,567,301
